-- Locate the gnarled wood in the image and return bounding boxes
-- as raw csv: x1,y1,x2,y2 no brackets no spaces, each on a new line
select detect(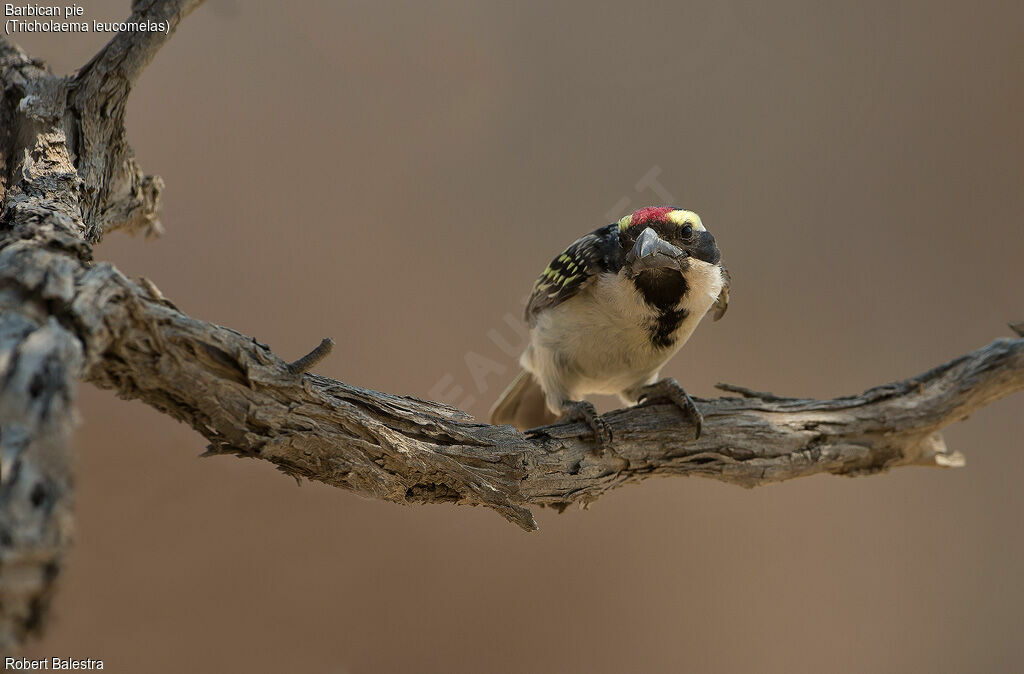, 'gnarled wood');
0,0,204,654
0,35,87,654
